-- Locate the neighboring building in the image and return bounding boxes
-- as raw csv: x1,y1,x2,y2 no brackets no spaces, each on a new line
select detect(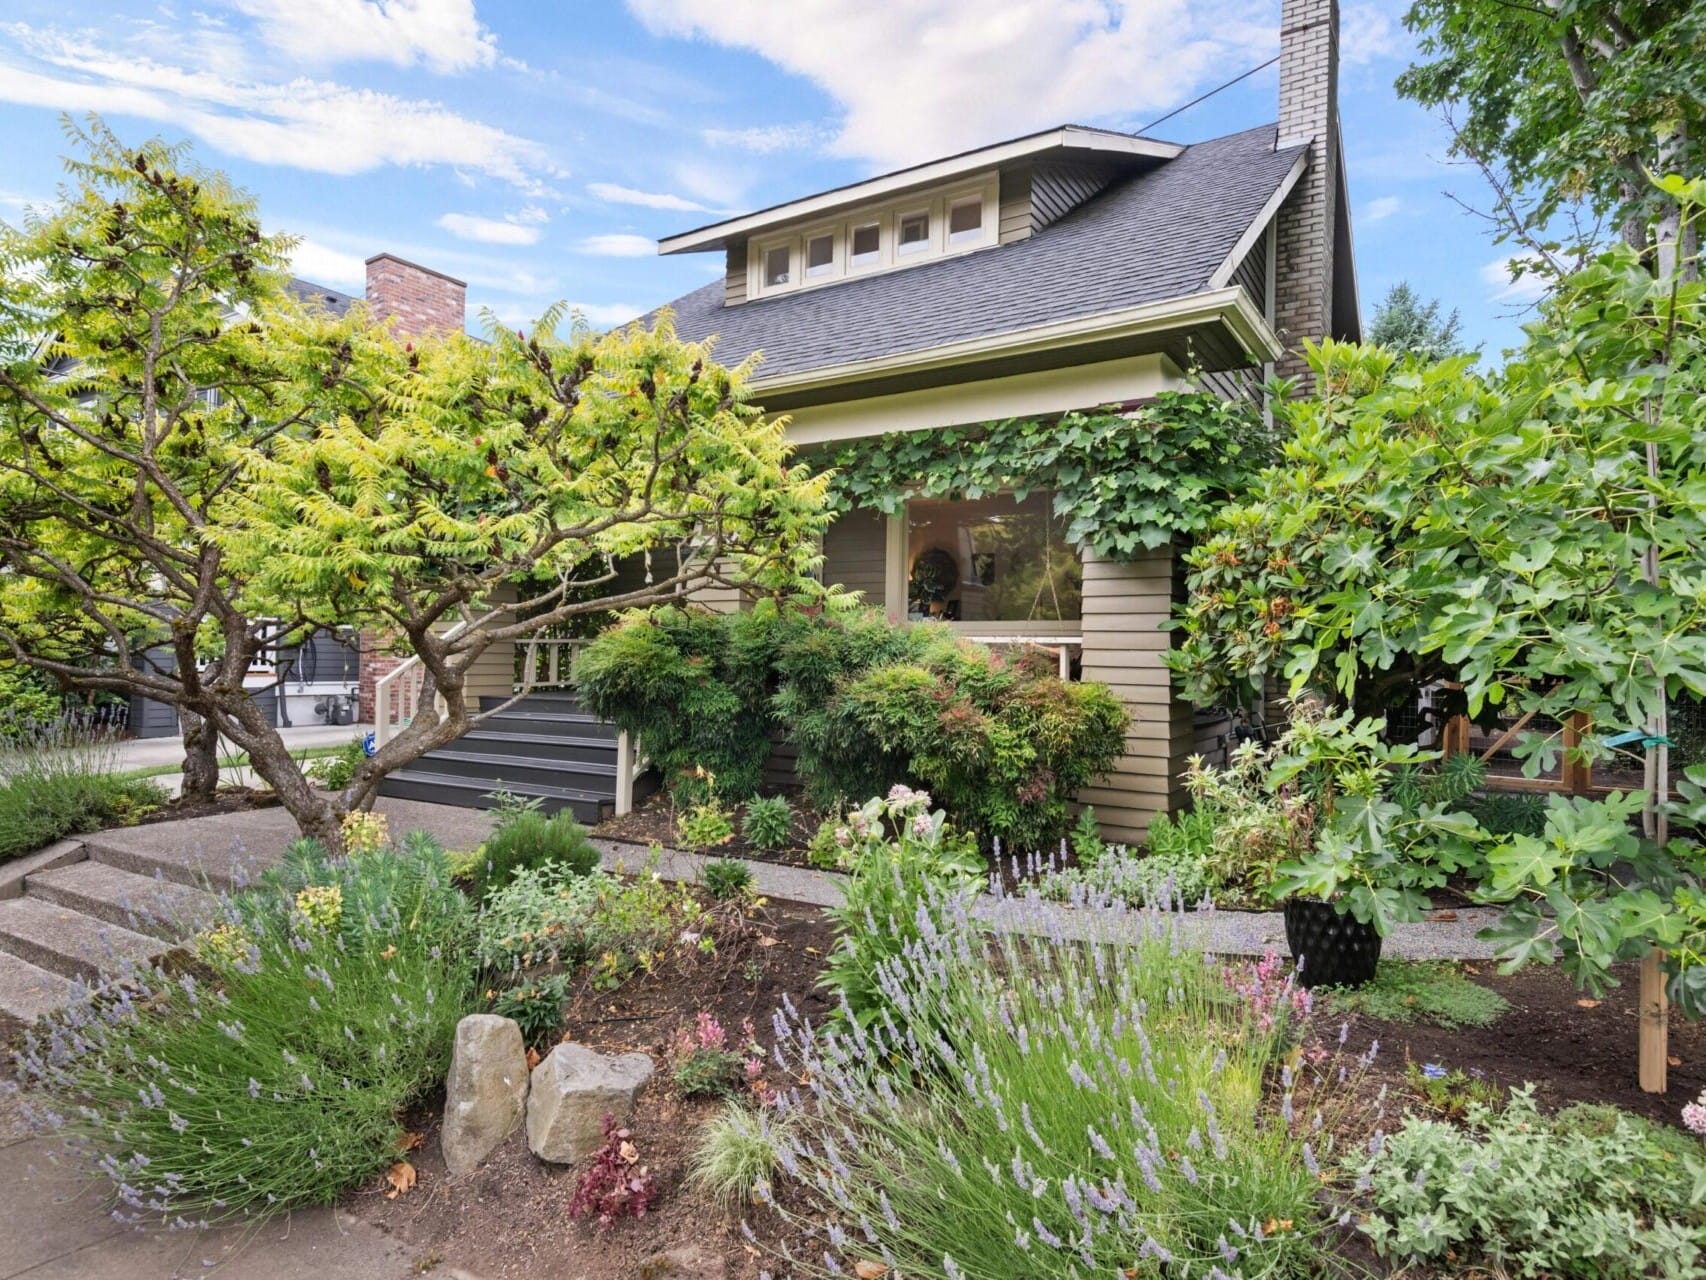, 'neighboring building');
130,255,468,737
642,0,1360,842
